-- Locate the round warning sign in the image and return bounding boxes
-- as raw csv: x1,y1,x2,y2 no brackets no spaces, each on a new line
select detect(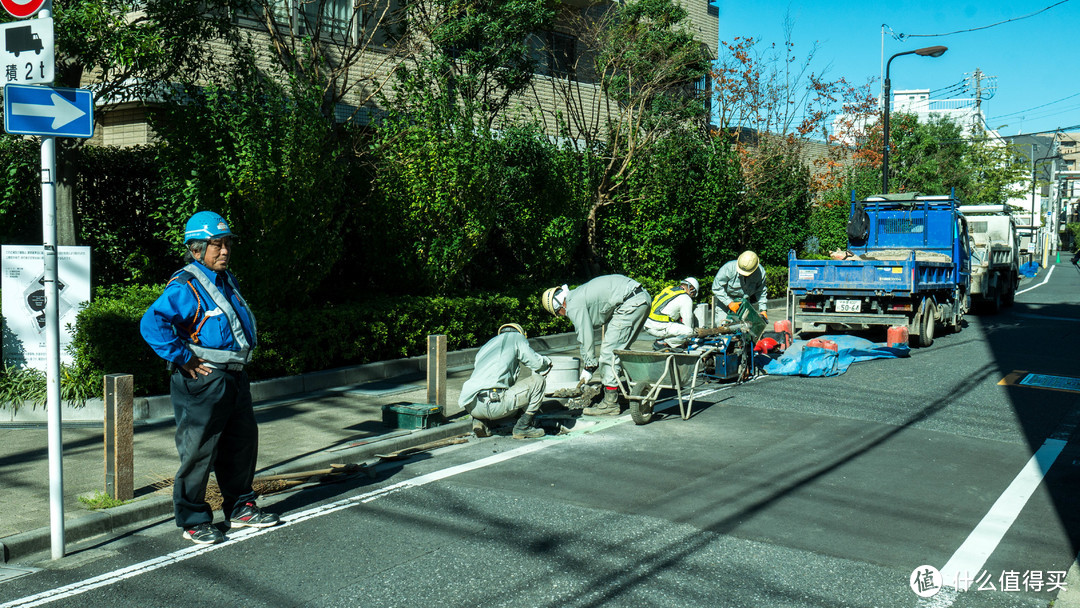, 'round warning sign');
1,0,46,19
